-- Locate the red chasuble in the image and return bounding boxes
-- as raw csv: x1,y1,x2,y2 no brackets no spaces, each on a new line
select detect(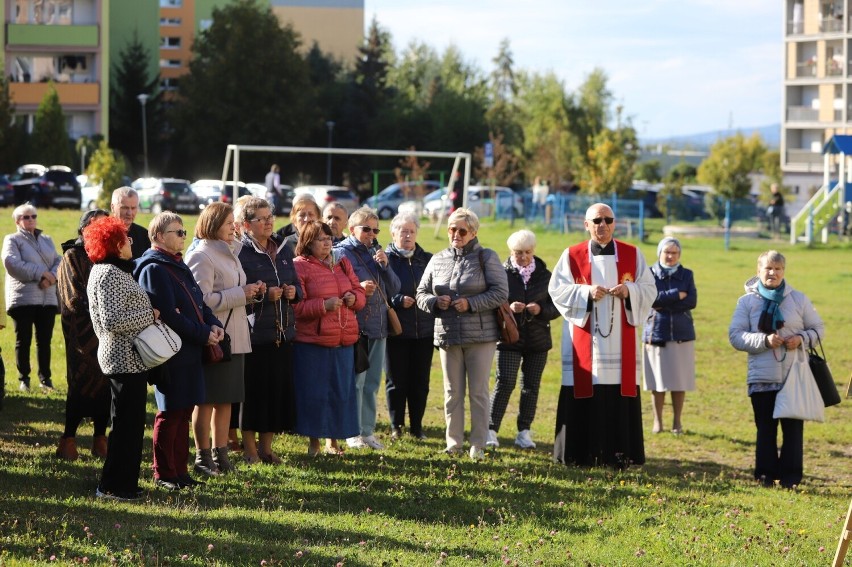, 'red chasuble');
566,239,637,399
